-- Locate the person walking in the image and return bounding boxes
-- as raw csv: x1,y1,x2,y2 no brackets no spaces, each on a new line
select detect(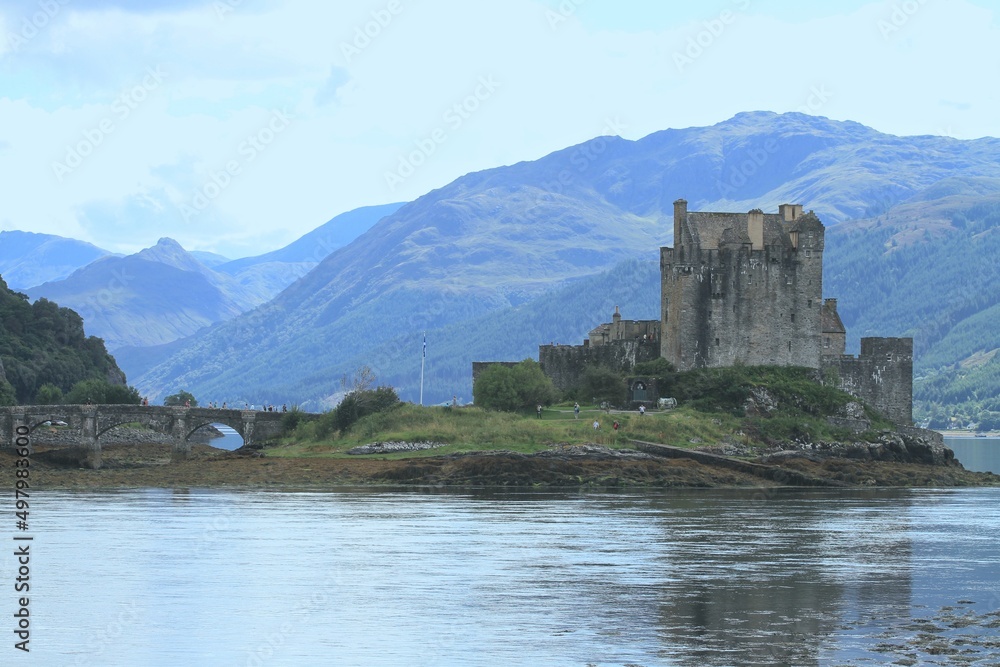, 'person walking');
593,419,600,431
574,402,580,419
639,404,646,416
537,404,543,419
